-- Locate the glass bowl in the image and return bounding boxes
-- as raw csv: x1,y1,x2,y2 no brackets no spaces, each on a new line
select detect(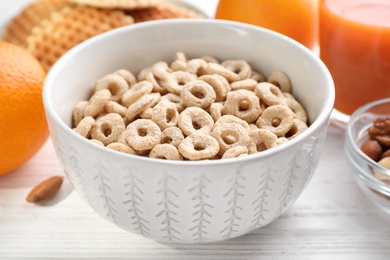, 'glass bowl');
345,98,390,214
